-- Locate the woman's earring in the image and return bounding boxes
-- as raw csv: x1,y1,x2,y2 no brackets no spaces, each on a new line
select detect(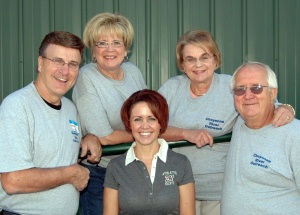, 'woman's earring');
124,55,129,62
92,57,97,63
